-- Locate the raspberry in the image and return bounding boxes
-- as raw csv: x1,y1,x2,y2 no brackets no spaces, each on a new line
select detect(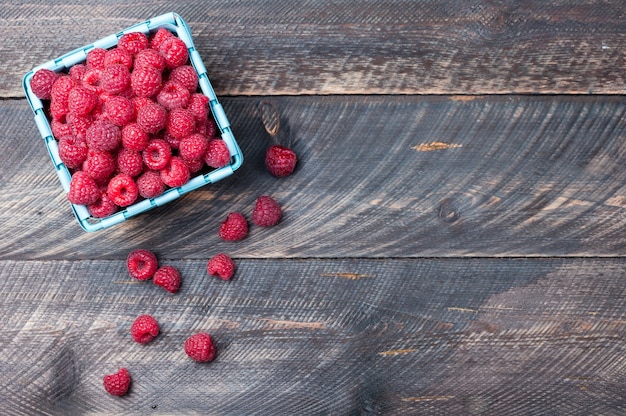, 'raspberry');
252,195,282,227
30,69,58,100
103,368,131,397
163,131,181,150
104,47,133,70
117,148,144,177
195,117,217,140
67,86,97,116
121,123,149,151
136,170,166,199
51,76,77,104
157,80,190,110
136,101,167,133
81,68,104,95
130,314,160,344
207,253,235,280
118,31,149,55
160,156,190,188
179,133,208,161
67,112,93,140
126,249,158,280
82,150,116,184
69,64,87,82
184,332,216,362
86,48,106,69
184,157,205,175
204,139,231,169
159,37,189,69
87,188,118,218
131,97,153,118
166,108,195,140
101,63,131,95
49,99,69,121
107,173,138,207
153,265,182,293
150,27,174,50
51,118,72,138
219,212,248,241
265,144,297,177
186,93,210,123
134,48,166,72
86,120,121,152
169,65,198,93
104,95,134,126
131,65,162,98
58,134,88,169
142,138,171,170
67,171,100,205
